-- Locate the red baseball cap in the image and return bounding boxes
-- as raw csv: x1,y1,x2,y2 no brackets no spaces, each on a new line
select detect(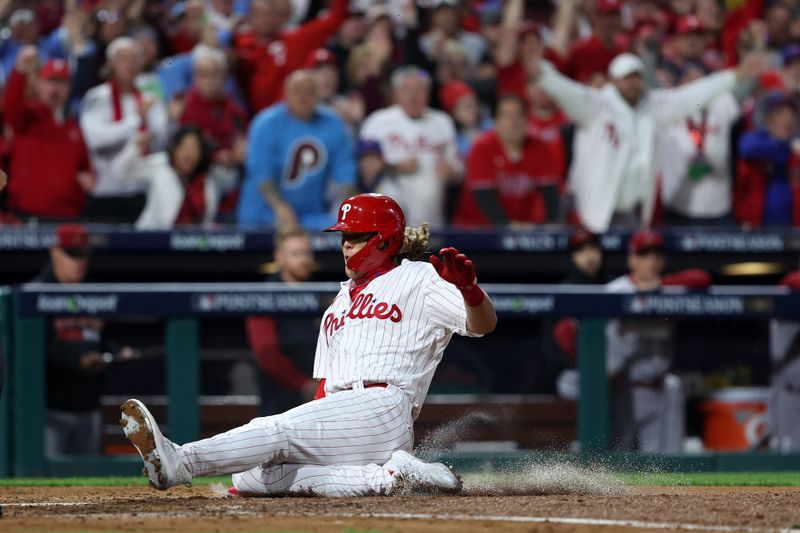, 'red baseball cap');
596,0,622,14
304,48,336,69
55,224,90,256
568,229,601,252
439,80,475,114
629,230,665,255
759,70,786,91
676,15,704,35
40,59,70,80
